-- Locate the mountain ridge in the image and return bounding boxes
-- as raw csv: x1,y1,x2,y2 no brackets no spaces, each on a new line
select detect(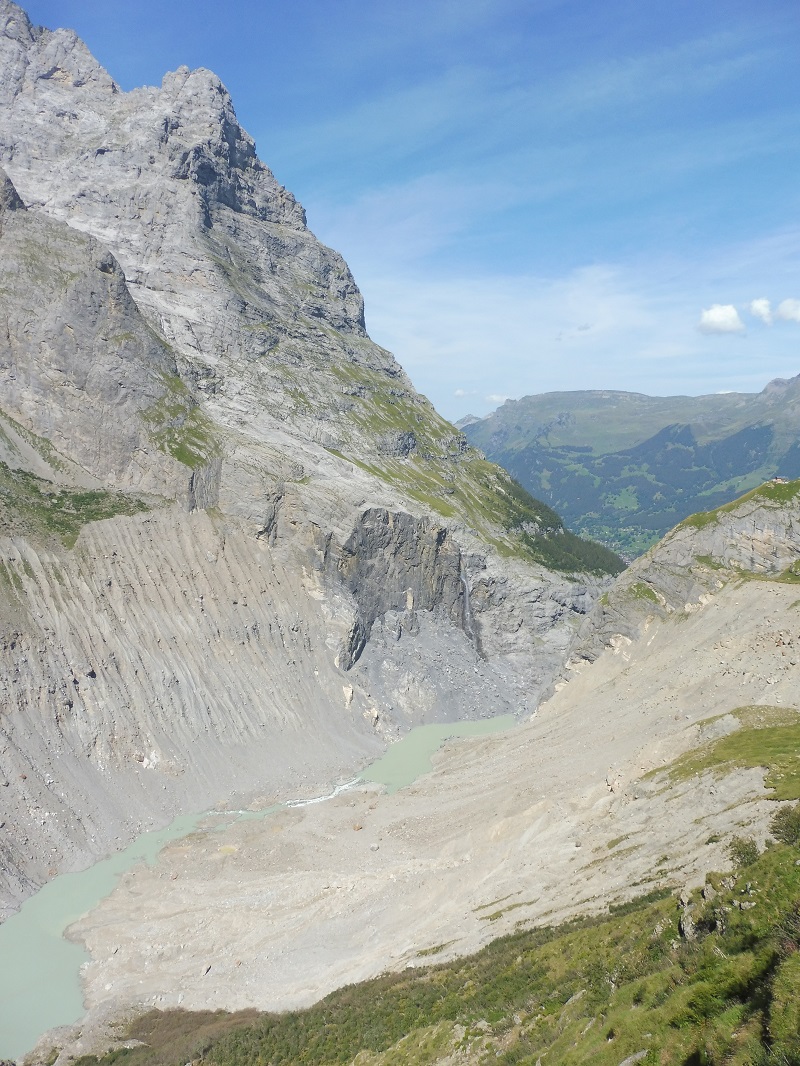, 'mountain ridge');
461,375,800,556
